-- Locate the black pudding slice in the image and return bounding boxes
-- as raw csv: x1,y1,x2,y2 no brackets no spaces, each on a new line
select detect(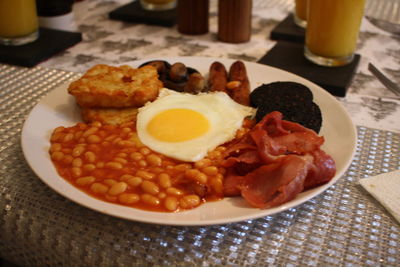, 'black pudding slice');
250,82,314,108
251,81,322,133
255,102,322,133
